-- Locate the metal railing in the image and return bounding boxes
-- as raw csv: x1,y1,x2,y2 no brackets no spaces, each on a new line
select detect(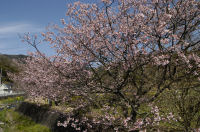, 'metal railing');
0,91,25,99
